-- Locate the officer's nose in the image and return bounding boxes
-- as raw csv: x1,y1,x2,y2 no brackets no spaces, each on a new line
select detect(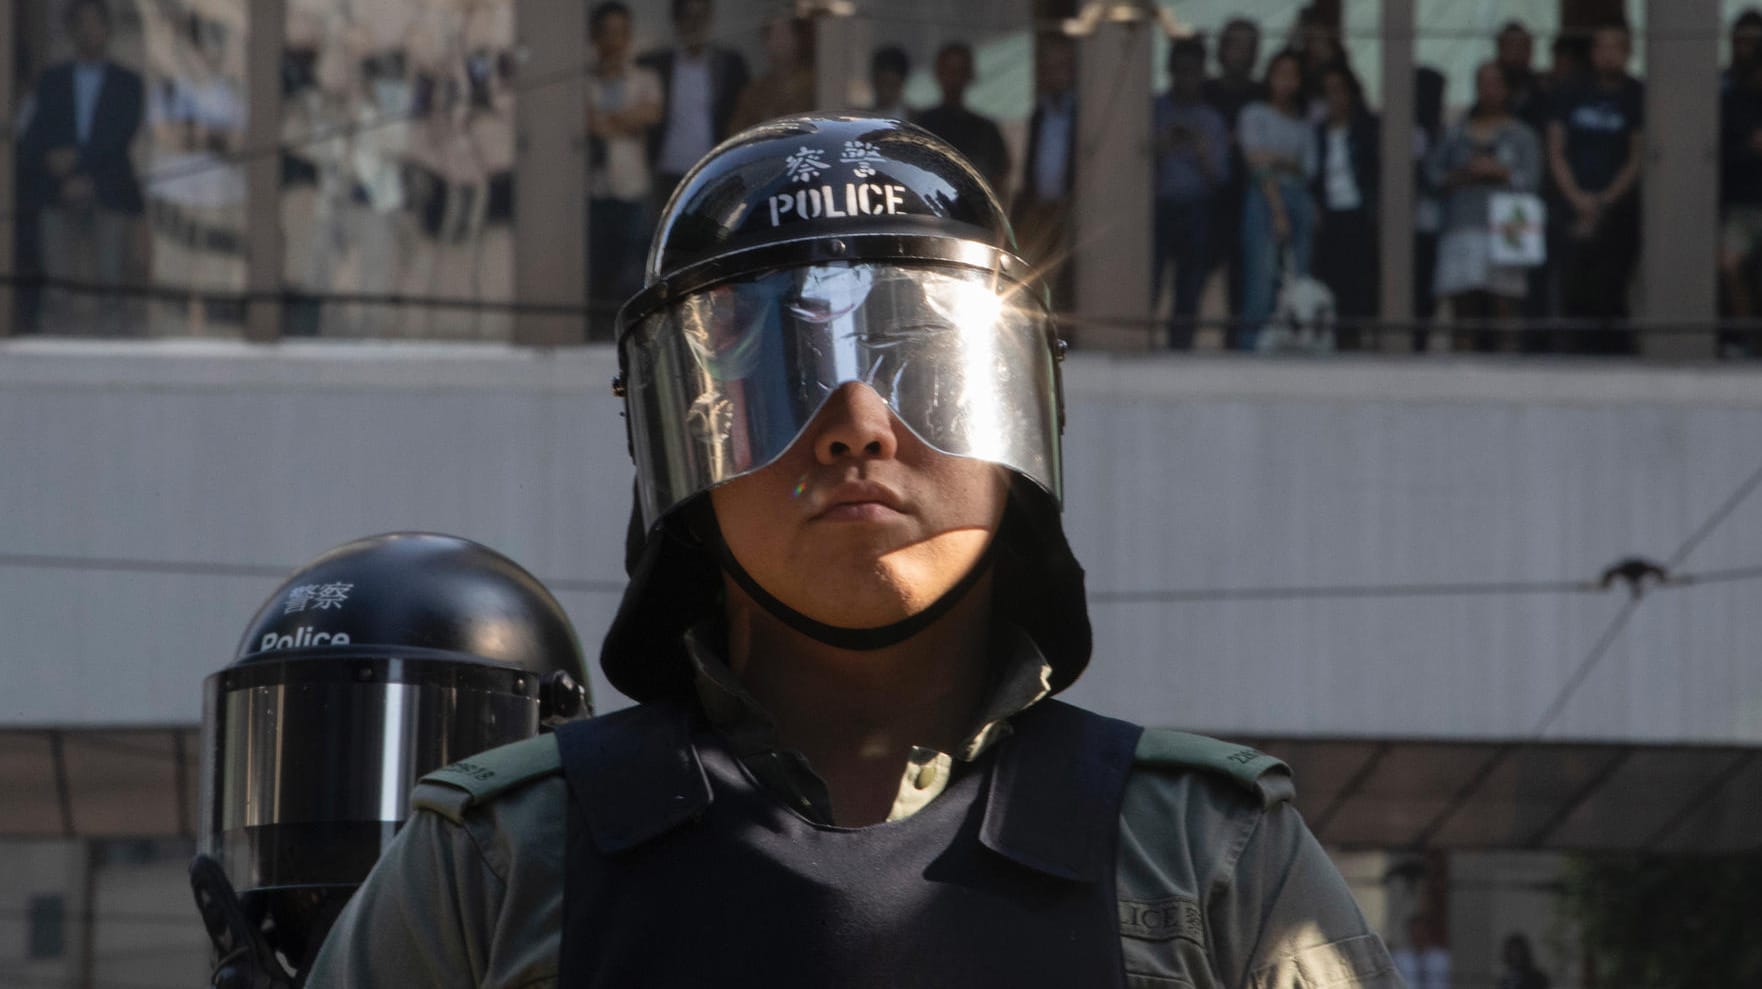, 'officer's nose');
811,382,899,464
